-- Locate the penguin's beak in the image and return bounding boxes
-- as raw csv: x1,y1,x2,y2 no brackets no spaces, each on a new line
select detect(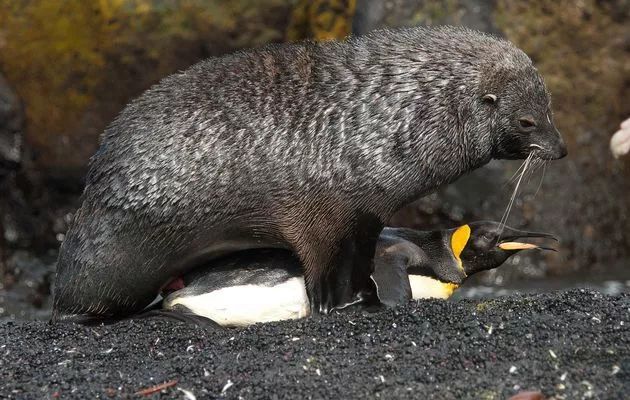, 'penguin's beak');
498,242,548,251
496,227,558,252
